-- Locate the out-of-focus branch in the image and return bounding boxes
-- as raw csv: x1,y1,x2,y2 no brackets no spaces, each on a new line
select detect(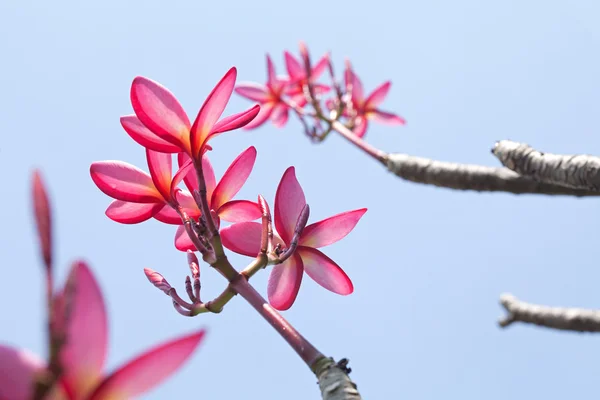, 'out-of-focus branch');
499,294,600,332
492,140,600,191
386,153,600,196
